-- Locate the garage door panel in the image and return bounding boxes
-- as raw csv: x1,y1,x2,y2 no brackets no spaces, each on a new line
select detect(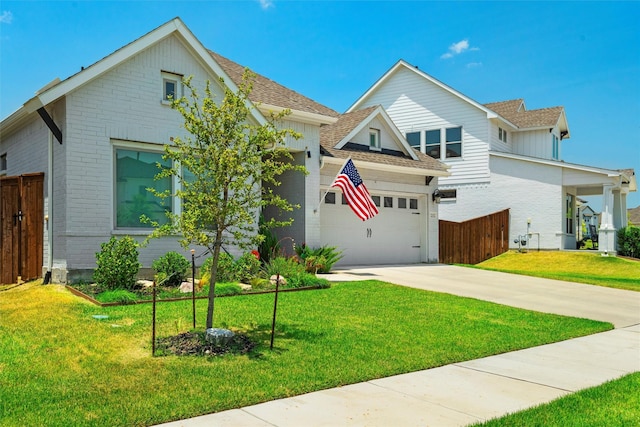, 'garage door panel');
321,193,424,265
